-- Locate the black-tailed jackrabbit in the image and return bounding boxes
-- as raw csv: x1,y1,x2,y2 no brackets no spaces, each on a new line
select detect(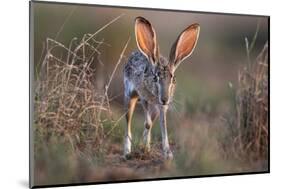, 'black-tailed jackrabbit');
123,17,200,160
